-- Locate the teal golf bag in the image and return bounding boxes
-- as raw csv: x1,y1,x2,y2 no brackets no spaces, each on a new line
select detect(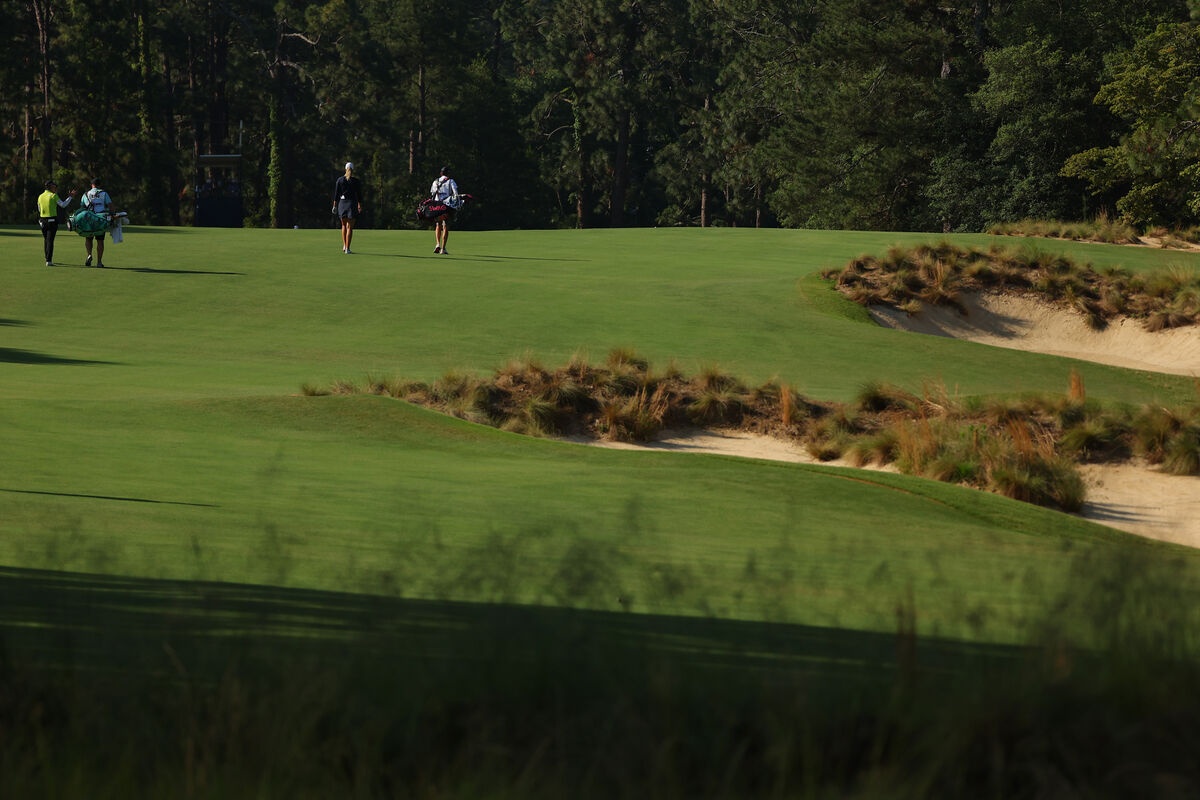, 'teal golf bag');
70,208,113,237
